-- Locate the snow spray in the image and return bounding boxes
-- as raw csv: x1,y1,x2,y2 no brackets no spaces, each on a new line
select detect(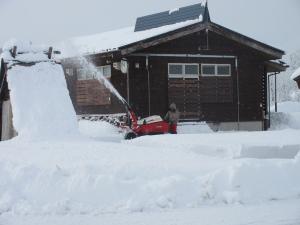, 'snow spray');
78,56,127,104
